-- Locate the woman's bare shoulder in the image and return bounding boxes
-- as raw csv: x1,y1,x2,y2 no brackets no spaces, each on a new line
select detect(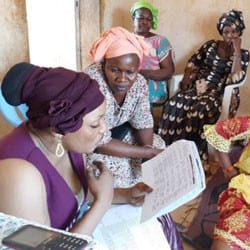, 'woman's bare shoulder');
0,158,48,222
0,158,44,192
0,158,41,177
